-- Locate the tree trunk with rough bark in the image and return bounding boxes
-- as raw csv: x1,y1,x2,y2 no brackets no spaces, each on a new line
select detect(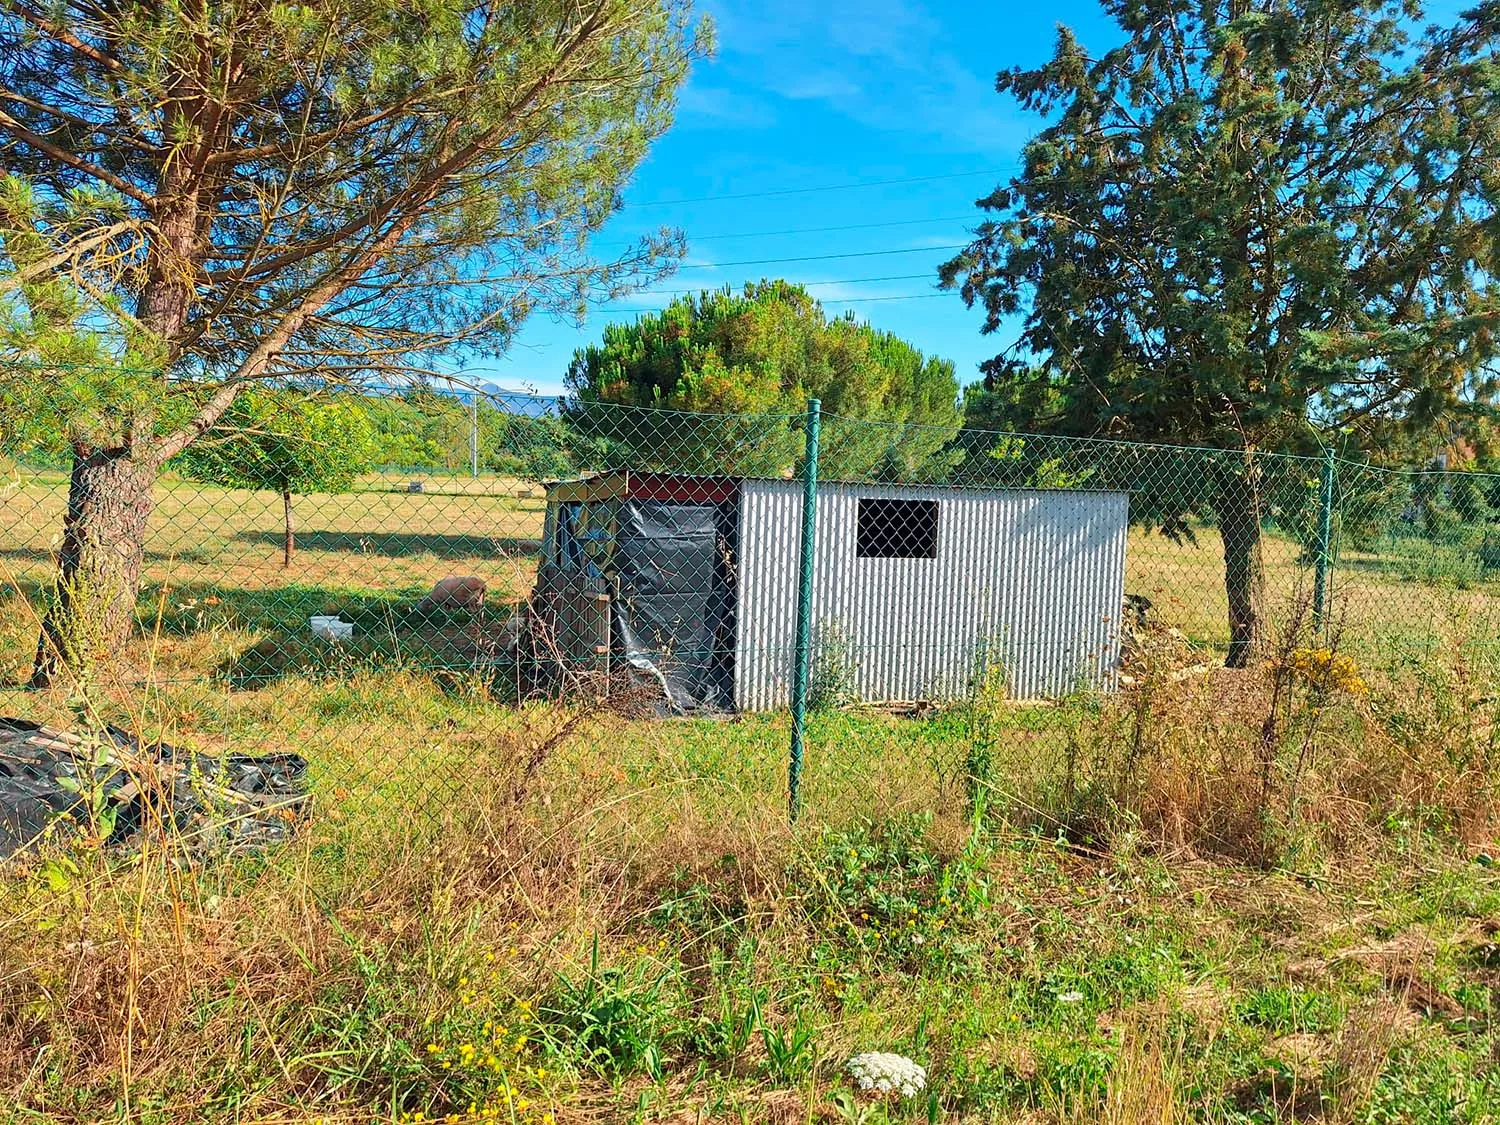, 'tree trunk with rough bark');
30,448,157,688
282,489,295,568
28,177,196,688
1215,471,1265,669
